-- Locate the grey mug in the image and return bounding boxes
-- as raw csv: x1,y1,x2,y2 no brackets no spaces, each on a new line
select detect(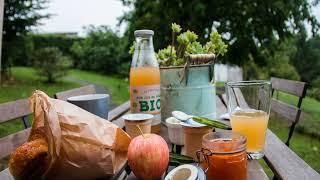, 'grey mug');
67,94,109,120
